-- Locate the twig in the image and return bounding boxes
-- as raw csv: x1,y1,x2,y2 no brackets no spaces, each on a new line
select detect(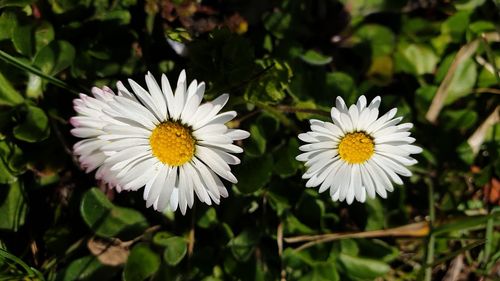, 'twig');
425,40,479,123
285,222,429,252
